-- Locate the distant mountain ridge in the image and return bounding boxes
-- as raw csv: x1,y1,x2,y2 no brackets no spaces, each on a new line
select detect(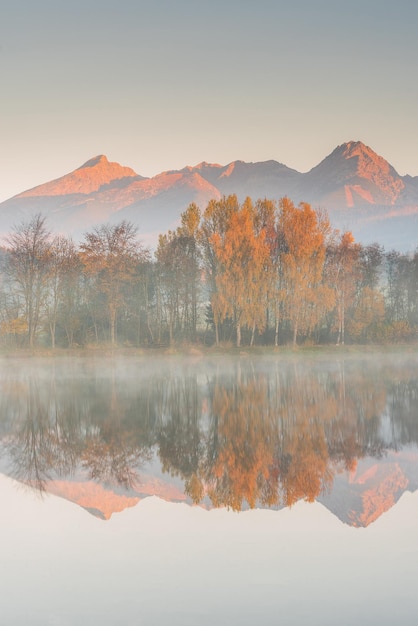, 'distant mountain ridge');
2,141,418,250
3,447,417,526
18,155,140,197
